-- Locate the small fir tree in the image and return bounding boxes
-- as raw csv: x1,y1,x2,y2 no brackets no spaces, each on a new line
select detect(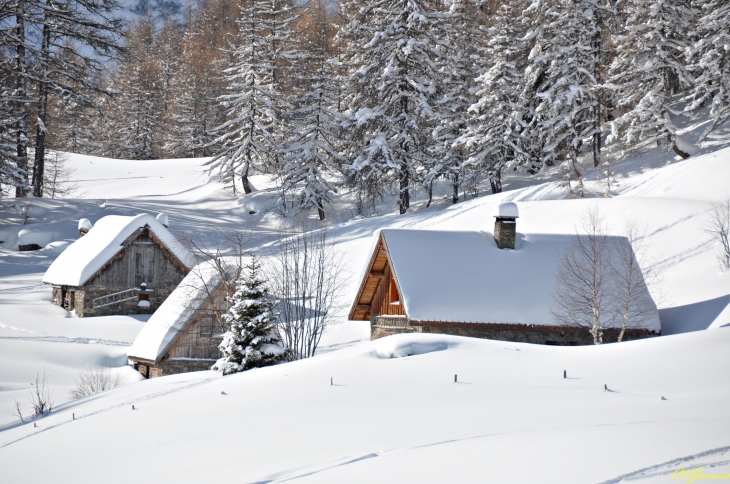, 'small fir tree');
214,255,285,374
